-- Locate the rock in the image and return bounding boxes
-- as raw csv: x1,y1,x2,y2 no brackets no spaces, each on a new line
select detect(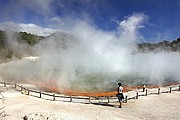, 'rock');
23,112,62,120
